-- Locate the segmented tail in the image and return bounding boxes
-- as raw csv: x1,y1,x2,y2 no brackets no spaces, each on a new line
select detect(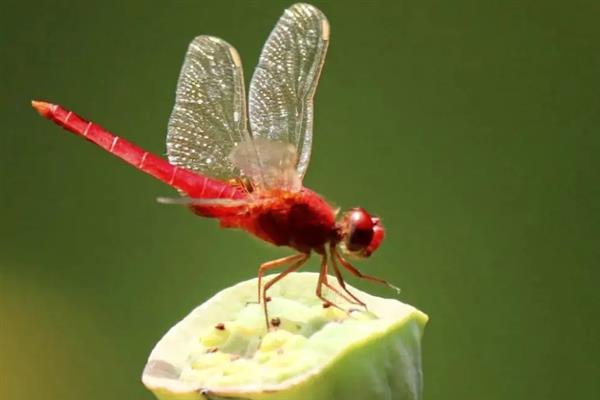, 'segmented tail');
31,101,245,200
